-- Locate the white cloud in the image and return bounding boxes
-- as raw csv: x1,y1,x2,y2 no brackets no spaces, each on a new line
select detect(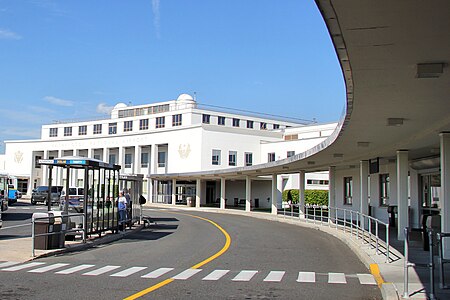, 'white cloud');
96,103,114,114
0,28,22,40
152,0,161,39
43,96,74,107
